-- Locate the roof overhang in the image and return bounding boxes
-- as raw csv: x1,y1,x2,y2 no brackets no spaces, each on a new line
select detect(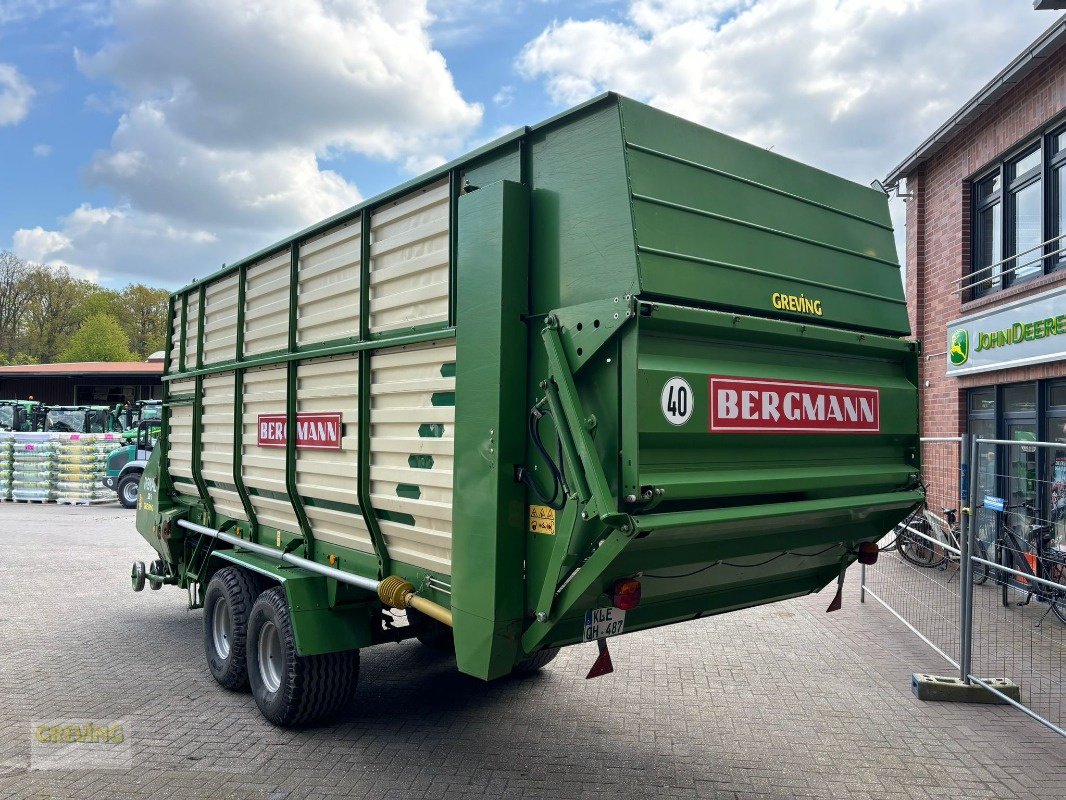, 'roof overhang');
0,362,164,378
885,14,1066,185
